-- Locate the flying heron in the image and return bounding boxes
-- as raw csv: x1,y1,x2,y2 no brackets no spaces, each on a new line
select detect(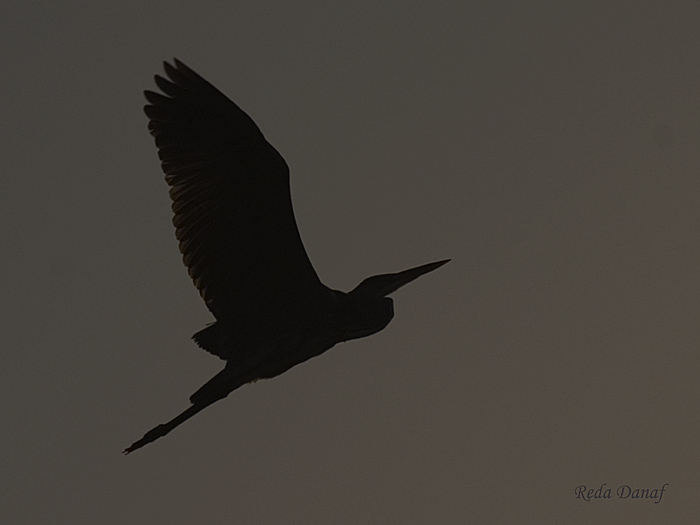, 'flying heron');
124,59,449,454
